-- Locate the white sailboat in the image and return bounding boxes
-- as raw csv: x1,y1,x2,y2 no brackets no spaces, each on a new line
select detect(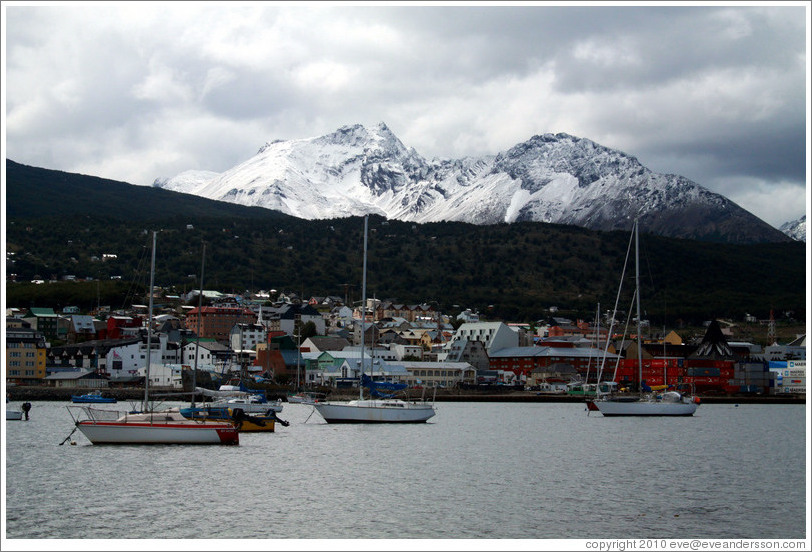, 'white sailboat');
590,219,700,417
67,232,240,445
313,216,436,424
